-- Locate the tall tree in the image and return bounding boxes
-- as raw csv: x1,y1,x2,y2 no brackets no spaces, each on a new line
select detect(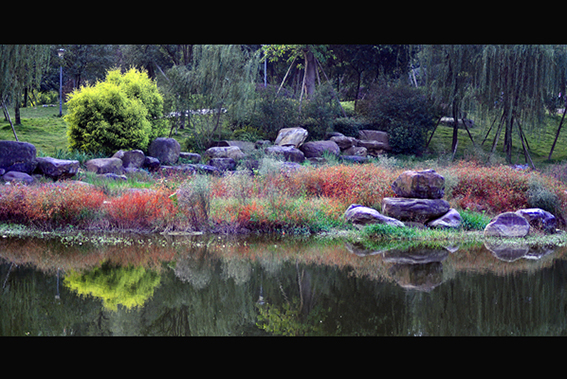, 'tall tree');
476,45,558,165
0,45,50,140
420,45,482,155
162,45,261,149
